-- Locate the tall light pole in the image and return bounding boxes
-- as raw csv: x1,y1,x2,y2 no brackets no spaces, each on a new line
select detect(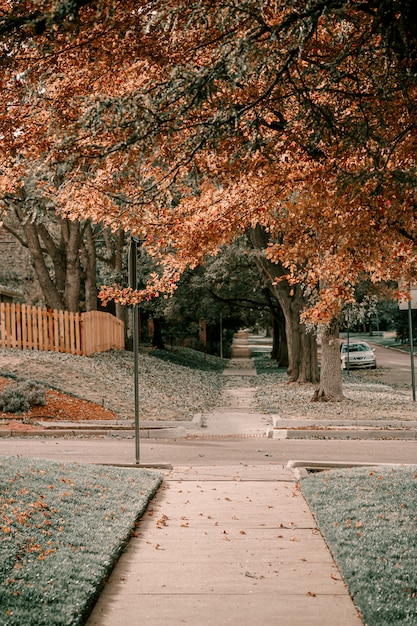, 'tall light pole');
128,236,141,463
